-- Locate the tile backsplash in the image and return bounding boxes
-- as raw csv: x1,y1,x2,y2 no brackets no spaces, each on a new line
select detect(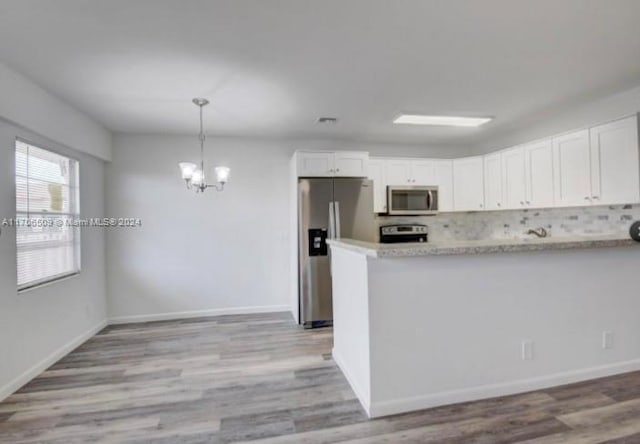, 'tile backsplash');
377,204,640,242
